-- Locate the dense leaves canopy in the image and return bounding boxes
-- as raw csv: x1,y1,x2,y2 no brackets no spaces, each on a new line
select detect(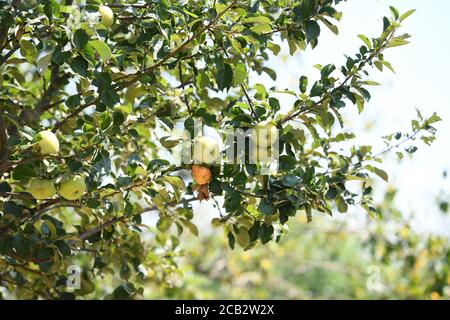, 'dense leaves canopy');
0,0,440,299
